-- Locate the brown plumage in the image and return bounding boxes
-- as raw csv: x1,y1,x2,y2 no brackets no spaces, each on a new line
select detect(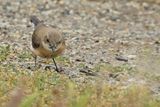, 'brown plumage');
30,16,65,72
